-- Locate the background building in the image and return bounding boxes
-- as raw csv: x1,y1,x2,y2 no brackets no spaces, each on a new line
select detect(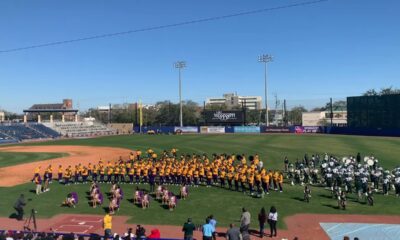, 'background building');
206,93,262,110
0,111,4,122
302,110,347,127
